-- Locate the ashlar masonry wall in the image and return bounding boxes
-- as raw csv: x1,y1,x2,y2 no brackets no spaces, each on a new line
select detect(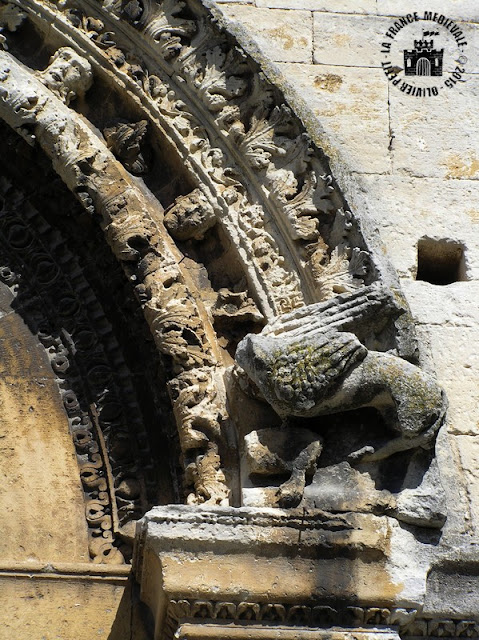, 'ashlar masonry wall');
209,0,479,543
